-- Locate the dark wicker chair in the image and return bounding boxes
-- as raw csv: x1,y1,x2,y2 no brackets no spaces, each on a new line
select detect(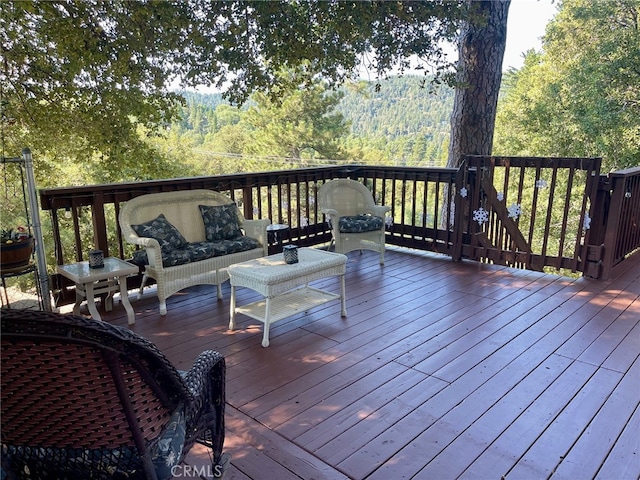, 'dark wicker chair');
1,309,227,480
